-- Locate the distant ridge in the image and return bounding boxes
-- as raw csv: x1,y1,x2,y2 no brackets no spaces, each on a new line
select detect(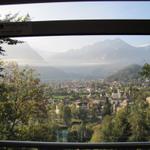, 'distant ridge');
2,43,46,66
49,39,150,66
1,39,150,81
106,64,142,82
